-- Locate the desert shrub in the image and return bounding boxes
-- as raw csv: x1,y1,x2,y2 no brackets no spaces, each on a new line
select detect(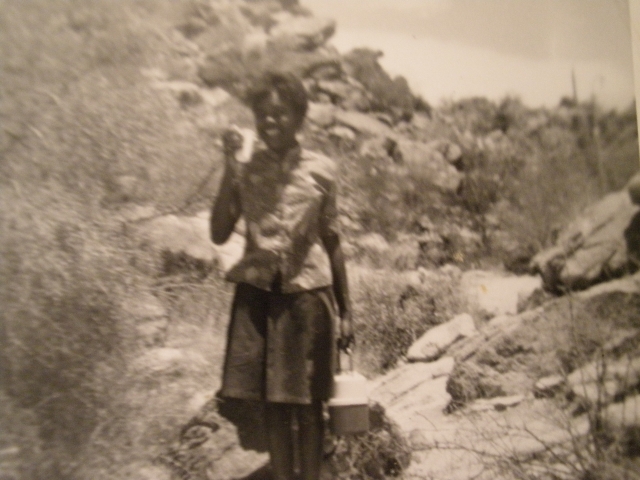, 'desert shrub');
599,104,640,192
342,151,458,243
500,124,602,252
440,97,499,136
0,1,224,476
0,186,140,478
445,362,506,408
494,96,530,133
352,280,425,373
